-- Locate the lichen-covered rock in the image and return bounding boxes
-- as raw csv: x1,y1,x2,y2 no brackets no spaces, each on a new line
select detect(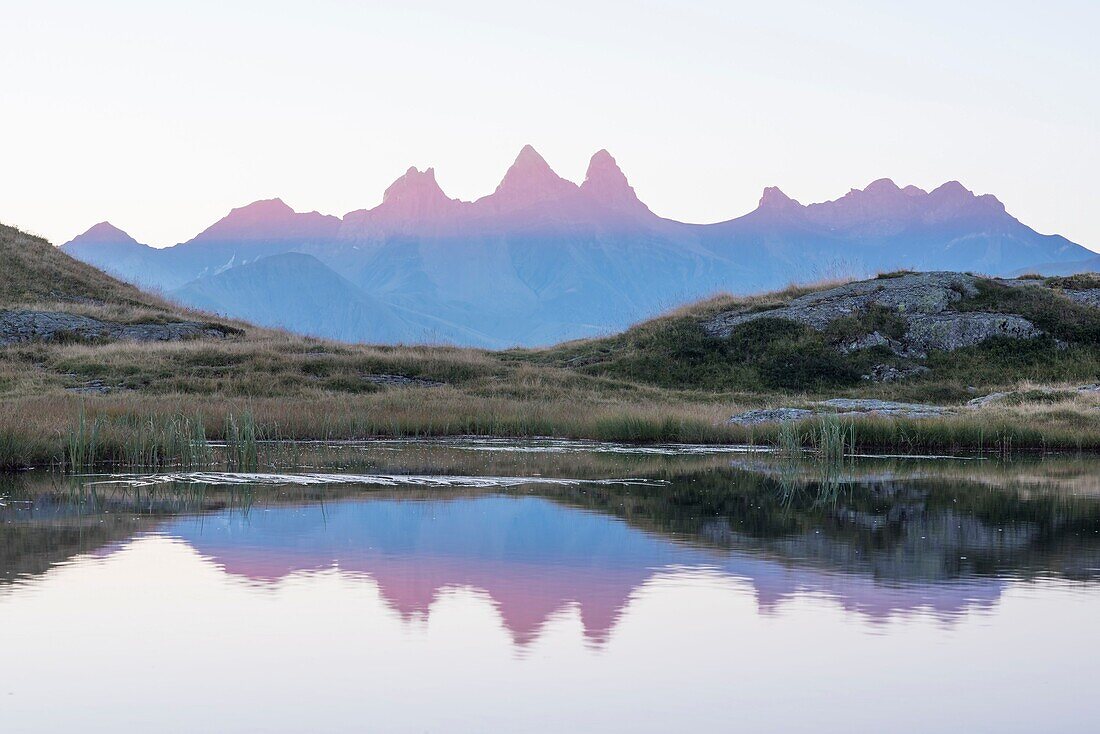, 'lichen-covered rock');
1063,289,1100,309
967,383,1100,407
705,271,980,336
727,398,953,425
900,312,1041,355
815,398,952,418
362,373,443,388
0,310,231,346
703,271,1045,364
727,408,816,426
861,363,930,383
839,331,900,354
